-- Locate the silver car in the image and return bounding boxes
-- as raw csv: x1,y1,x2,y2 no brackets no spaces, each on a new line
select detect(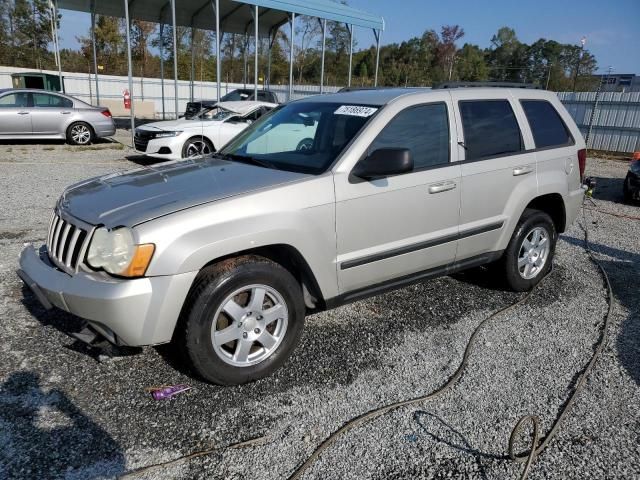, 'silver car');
0,88,115,145
18,87,586,385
